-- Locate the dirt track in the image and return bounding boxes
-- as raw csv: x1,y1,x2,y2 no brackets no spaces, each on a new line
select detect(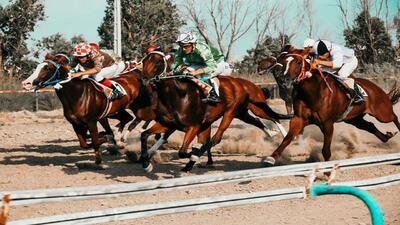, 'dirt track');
0,100,399,224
